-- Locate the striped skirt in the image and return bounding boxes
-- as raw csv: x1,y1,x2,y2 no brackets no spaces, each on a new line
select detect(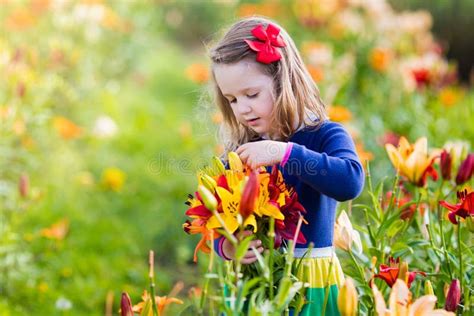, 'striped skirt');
290,247,344,316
